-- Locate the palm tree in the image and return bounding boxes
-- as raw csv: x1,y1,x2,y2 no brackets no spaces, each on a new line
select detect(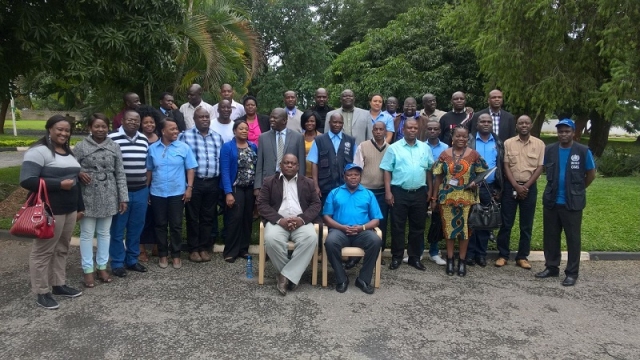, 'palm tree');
173,0,263,95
